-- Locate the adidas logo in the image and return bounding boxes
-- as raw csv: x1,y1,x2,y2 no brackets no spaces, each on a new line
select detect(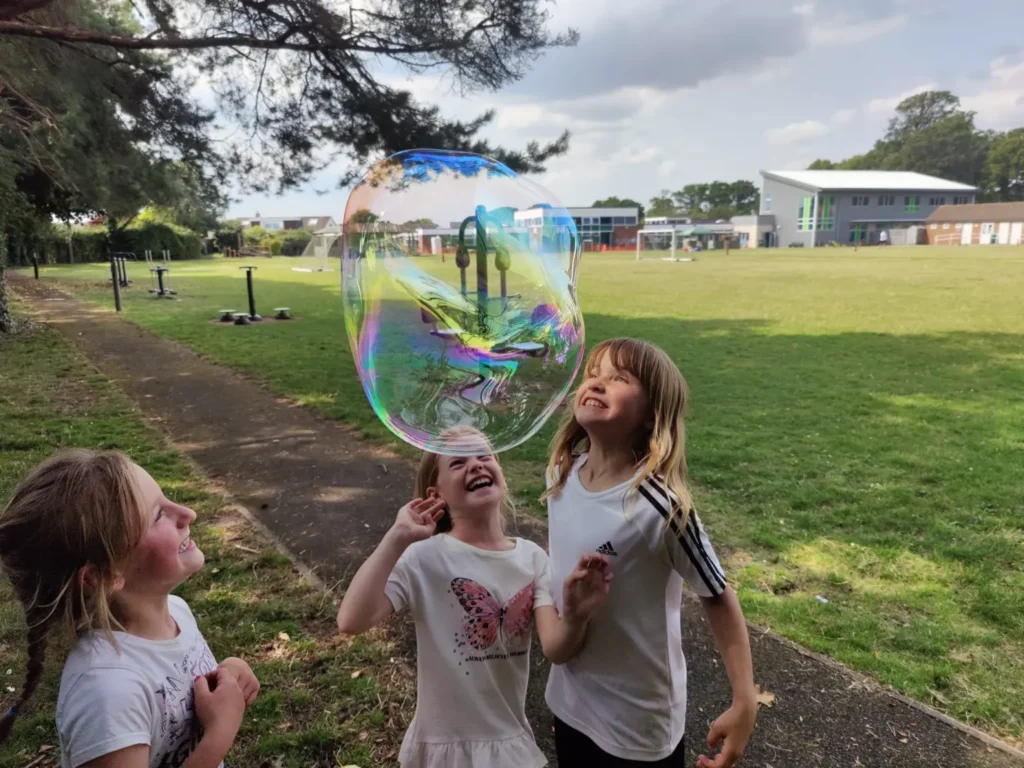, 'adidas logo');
596,541,618,557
